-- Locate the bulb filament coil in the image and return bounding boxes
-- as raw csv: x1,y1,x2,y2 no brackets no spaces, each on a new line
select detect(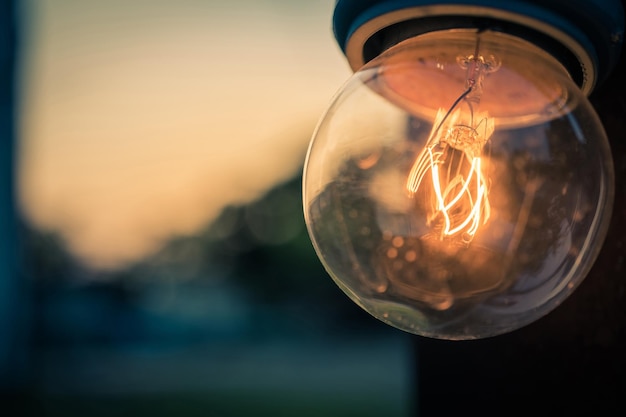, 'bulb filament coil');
406,38,498,244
